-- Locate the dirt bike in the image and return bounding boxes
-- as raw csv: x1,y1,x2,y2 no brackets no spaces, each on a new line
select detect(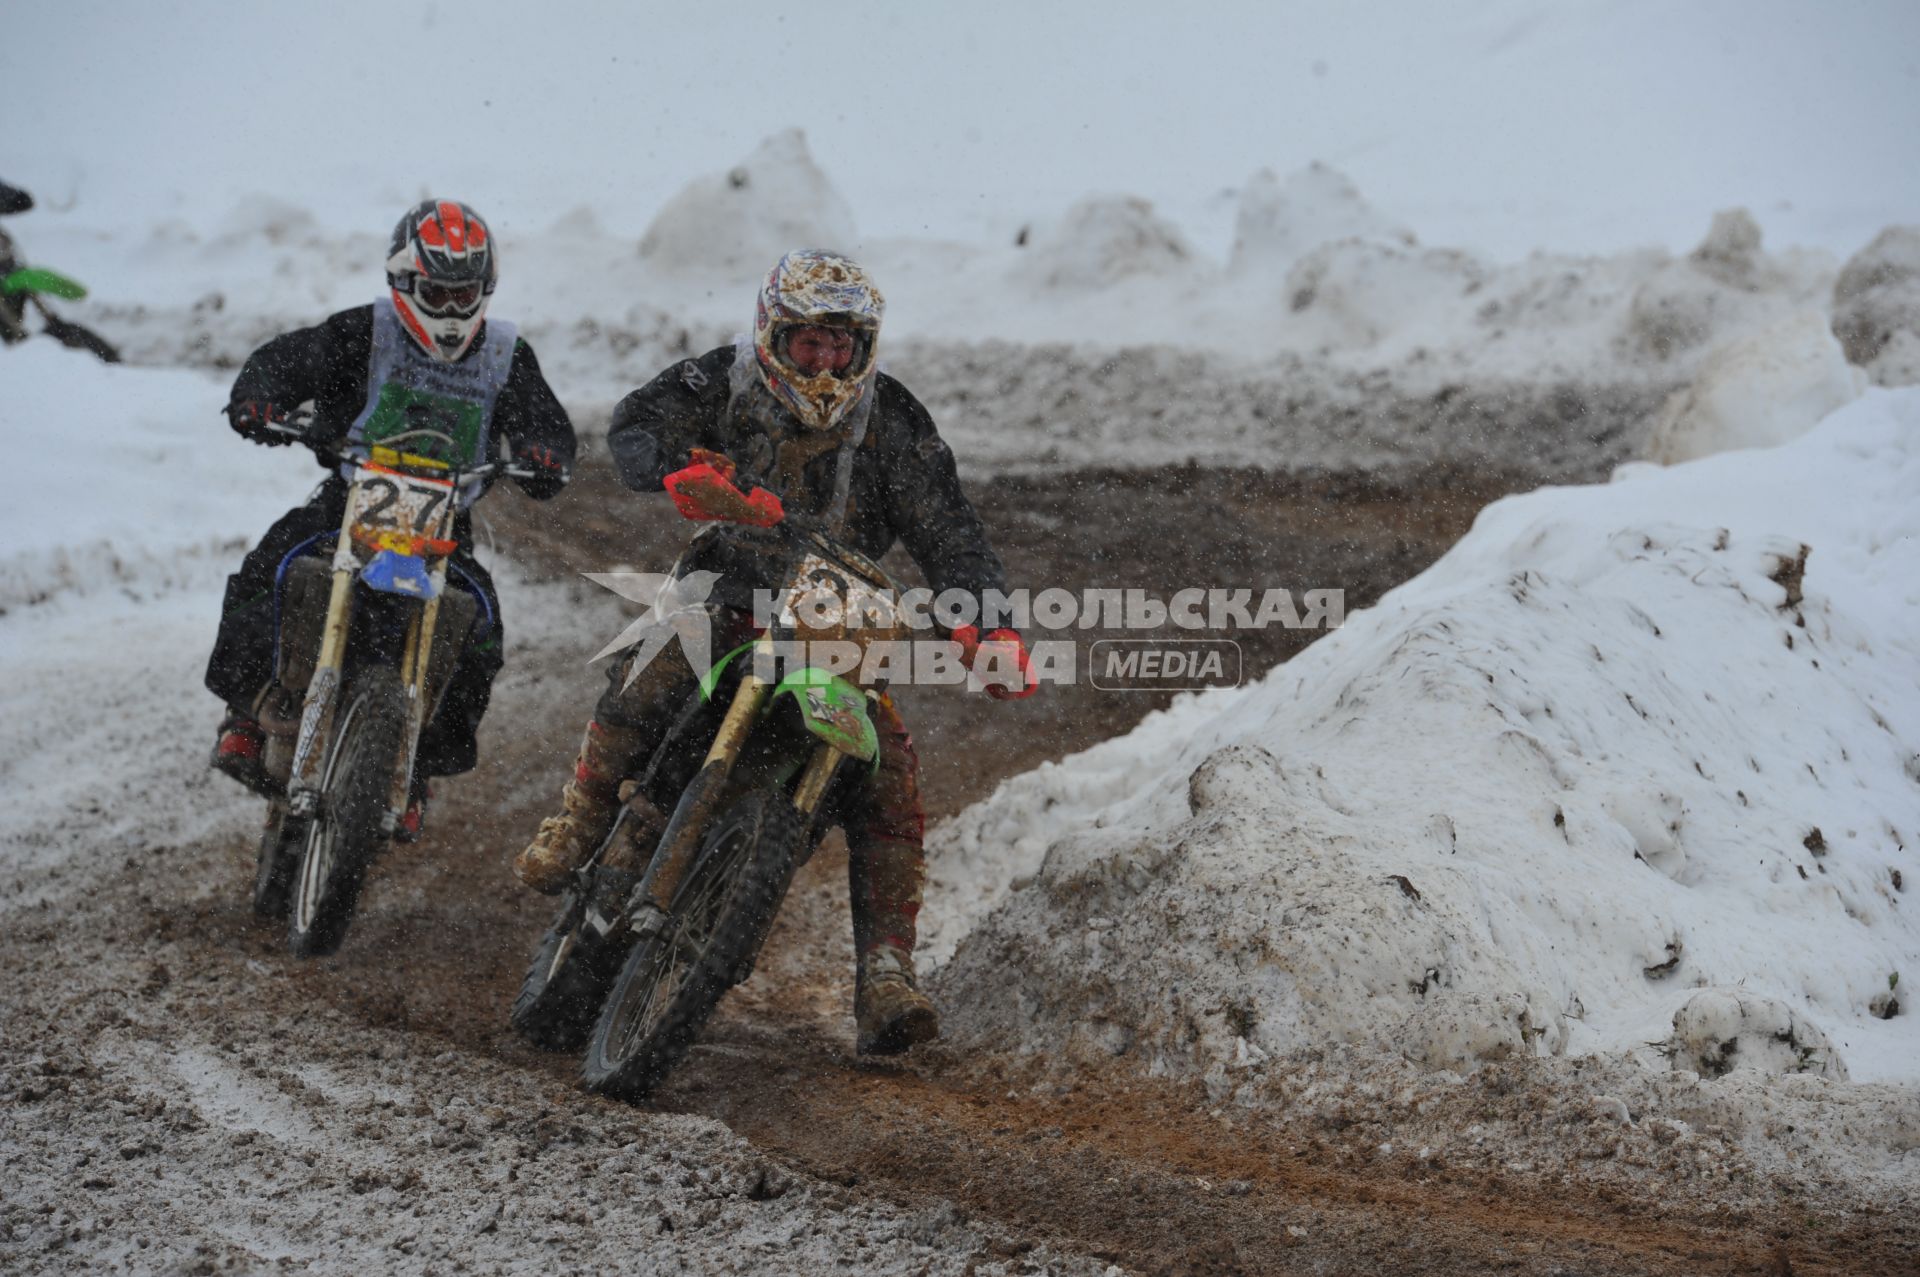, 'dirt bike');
1,231,121,363
510,495,928,1099
248,416,540,957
